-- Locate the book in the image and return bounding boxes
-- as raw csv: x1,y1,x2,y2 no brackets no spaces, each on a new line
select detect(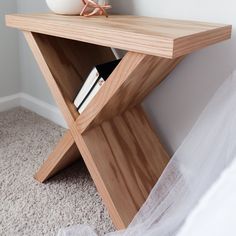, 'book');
74,68,100,108
78,78,105,114
74,59,121,112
